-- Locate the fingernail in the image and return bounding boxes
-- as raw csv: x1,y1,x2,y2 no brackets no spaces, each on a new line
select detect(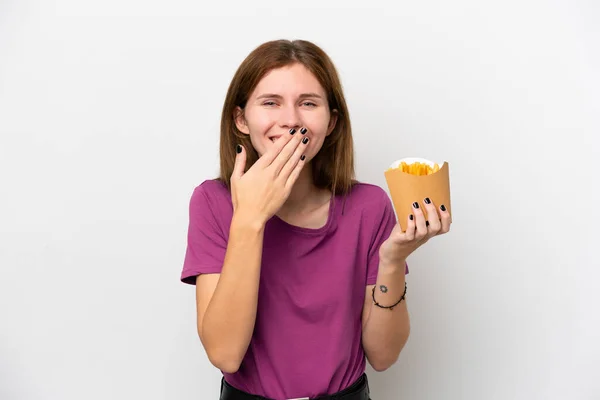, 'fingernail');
409,214,414,220
413,202,419,209
424,197,431,204
302,137,309,144
440,204,446,211
426,221,430,227
236,144,242,154
300,155,306,161
300,127,307,134
289,128,296,135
